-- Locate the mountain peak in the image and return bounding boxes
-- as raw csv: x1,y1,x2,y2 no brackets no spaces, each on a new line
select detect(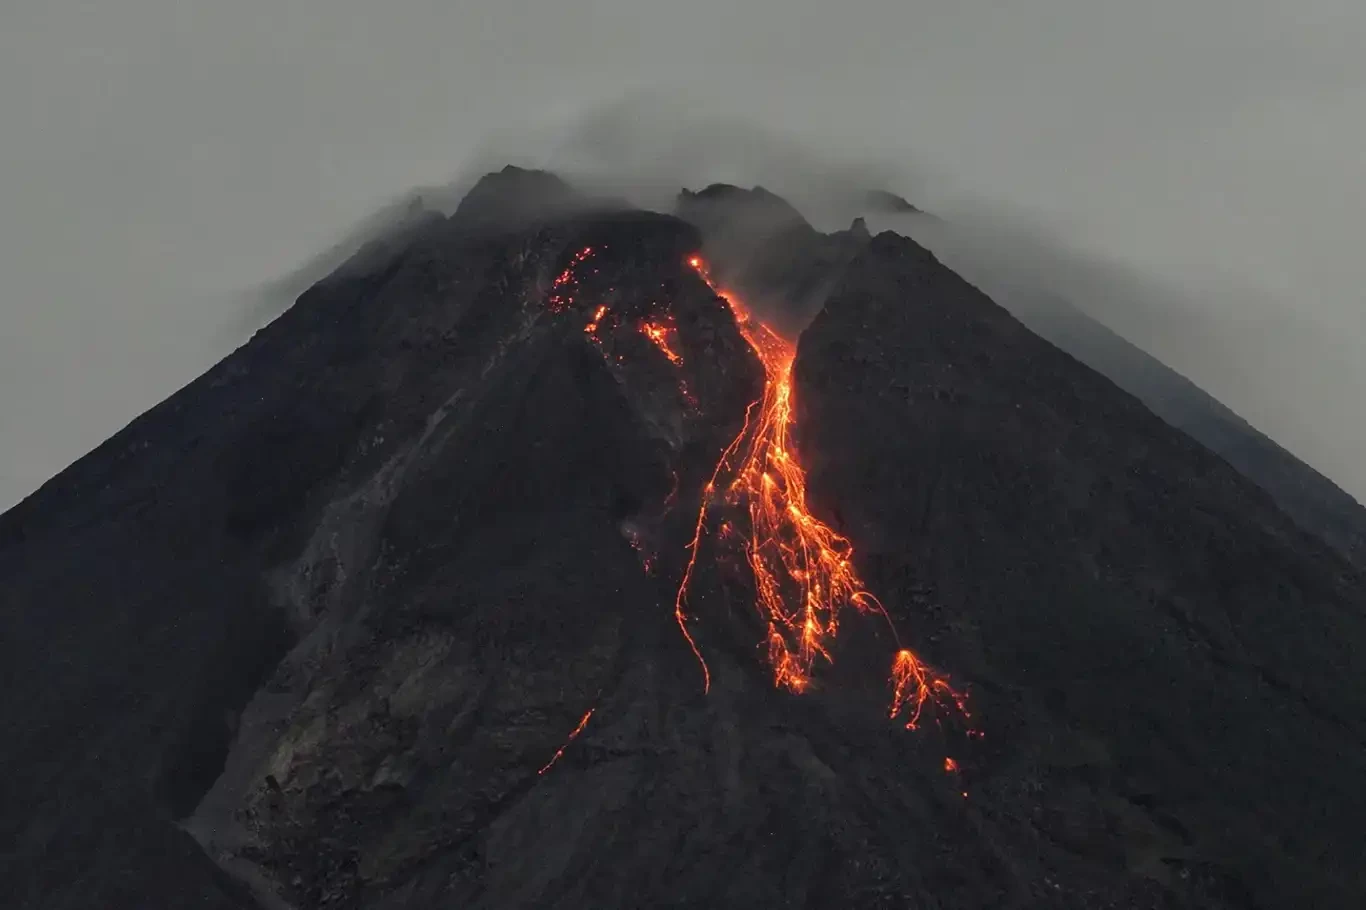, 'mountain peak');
677,183,812,232
864,188,925,214
4,164,1365,910
452,165,580,227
